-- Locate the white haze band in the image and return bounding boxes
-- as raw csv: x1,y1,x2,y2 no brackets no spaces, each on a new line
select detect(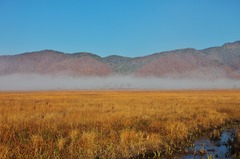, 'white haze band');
0,74,239,91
